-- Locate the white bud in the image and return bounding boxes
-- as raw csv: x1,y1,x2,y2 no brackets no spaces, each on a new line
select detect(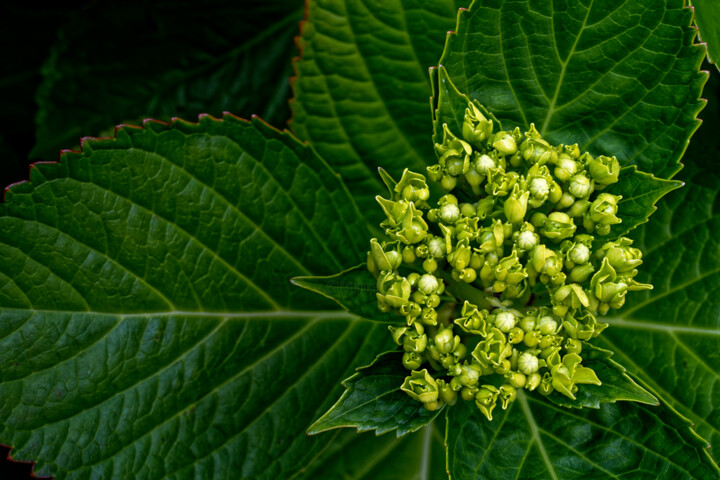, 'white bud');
568,243,590,264
428,237,446,258
519,353,540,374
439,203,460,224
517,230,538,250
554,157,577,182
475,154,496,174
495,311,517,332
418,274,440,294
529,177,549,198
568,174,593,198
